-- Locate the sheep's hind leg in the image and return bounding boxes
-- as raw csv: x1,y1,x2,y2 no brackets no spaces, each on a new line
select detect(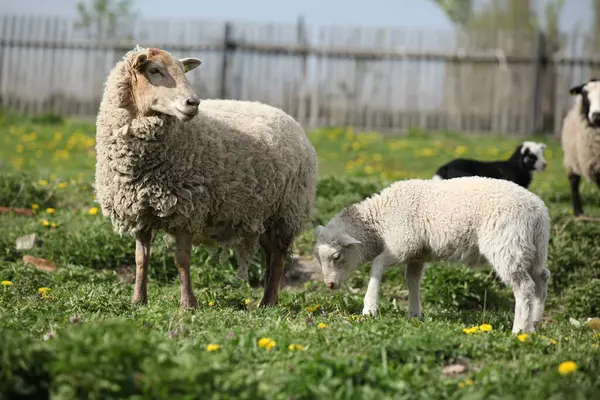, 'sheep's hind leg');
405,261,425,319
132,229,152,305
532,268,550,328
259,230,287,307
174,233,198,309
